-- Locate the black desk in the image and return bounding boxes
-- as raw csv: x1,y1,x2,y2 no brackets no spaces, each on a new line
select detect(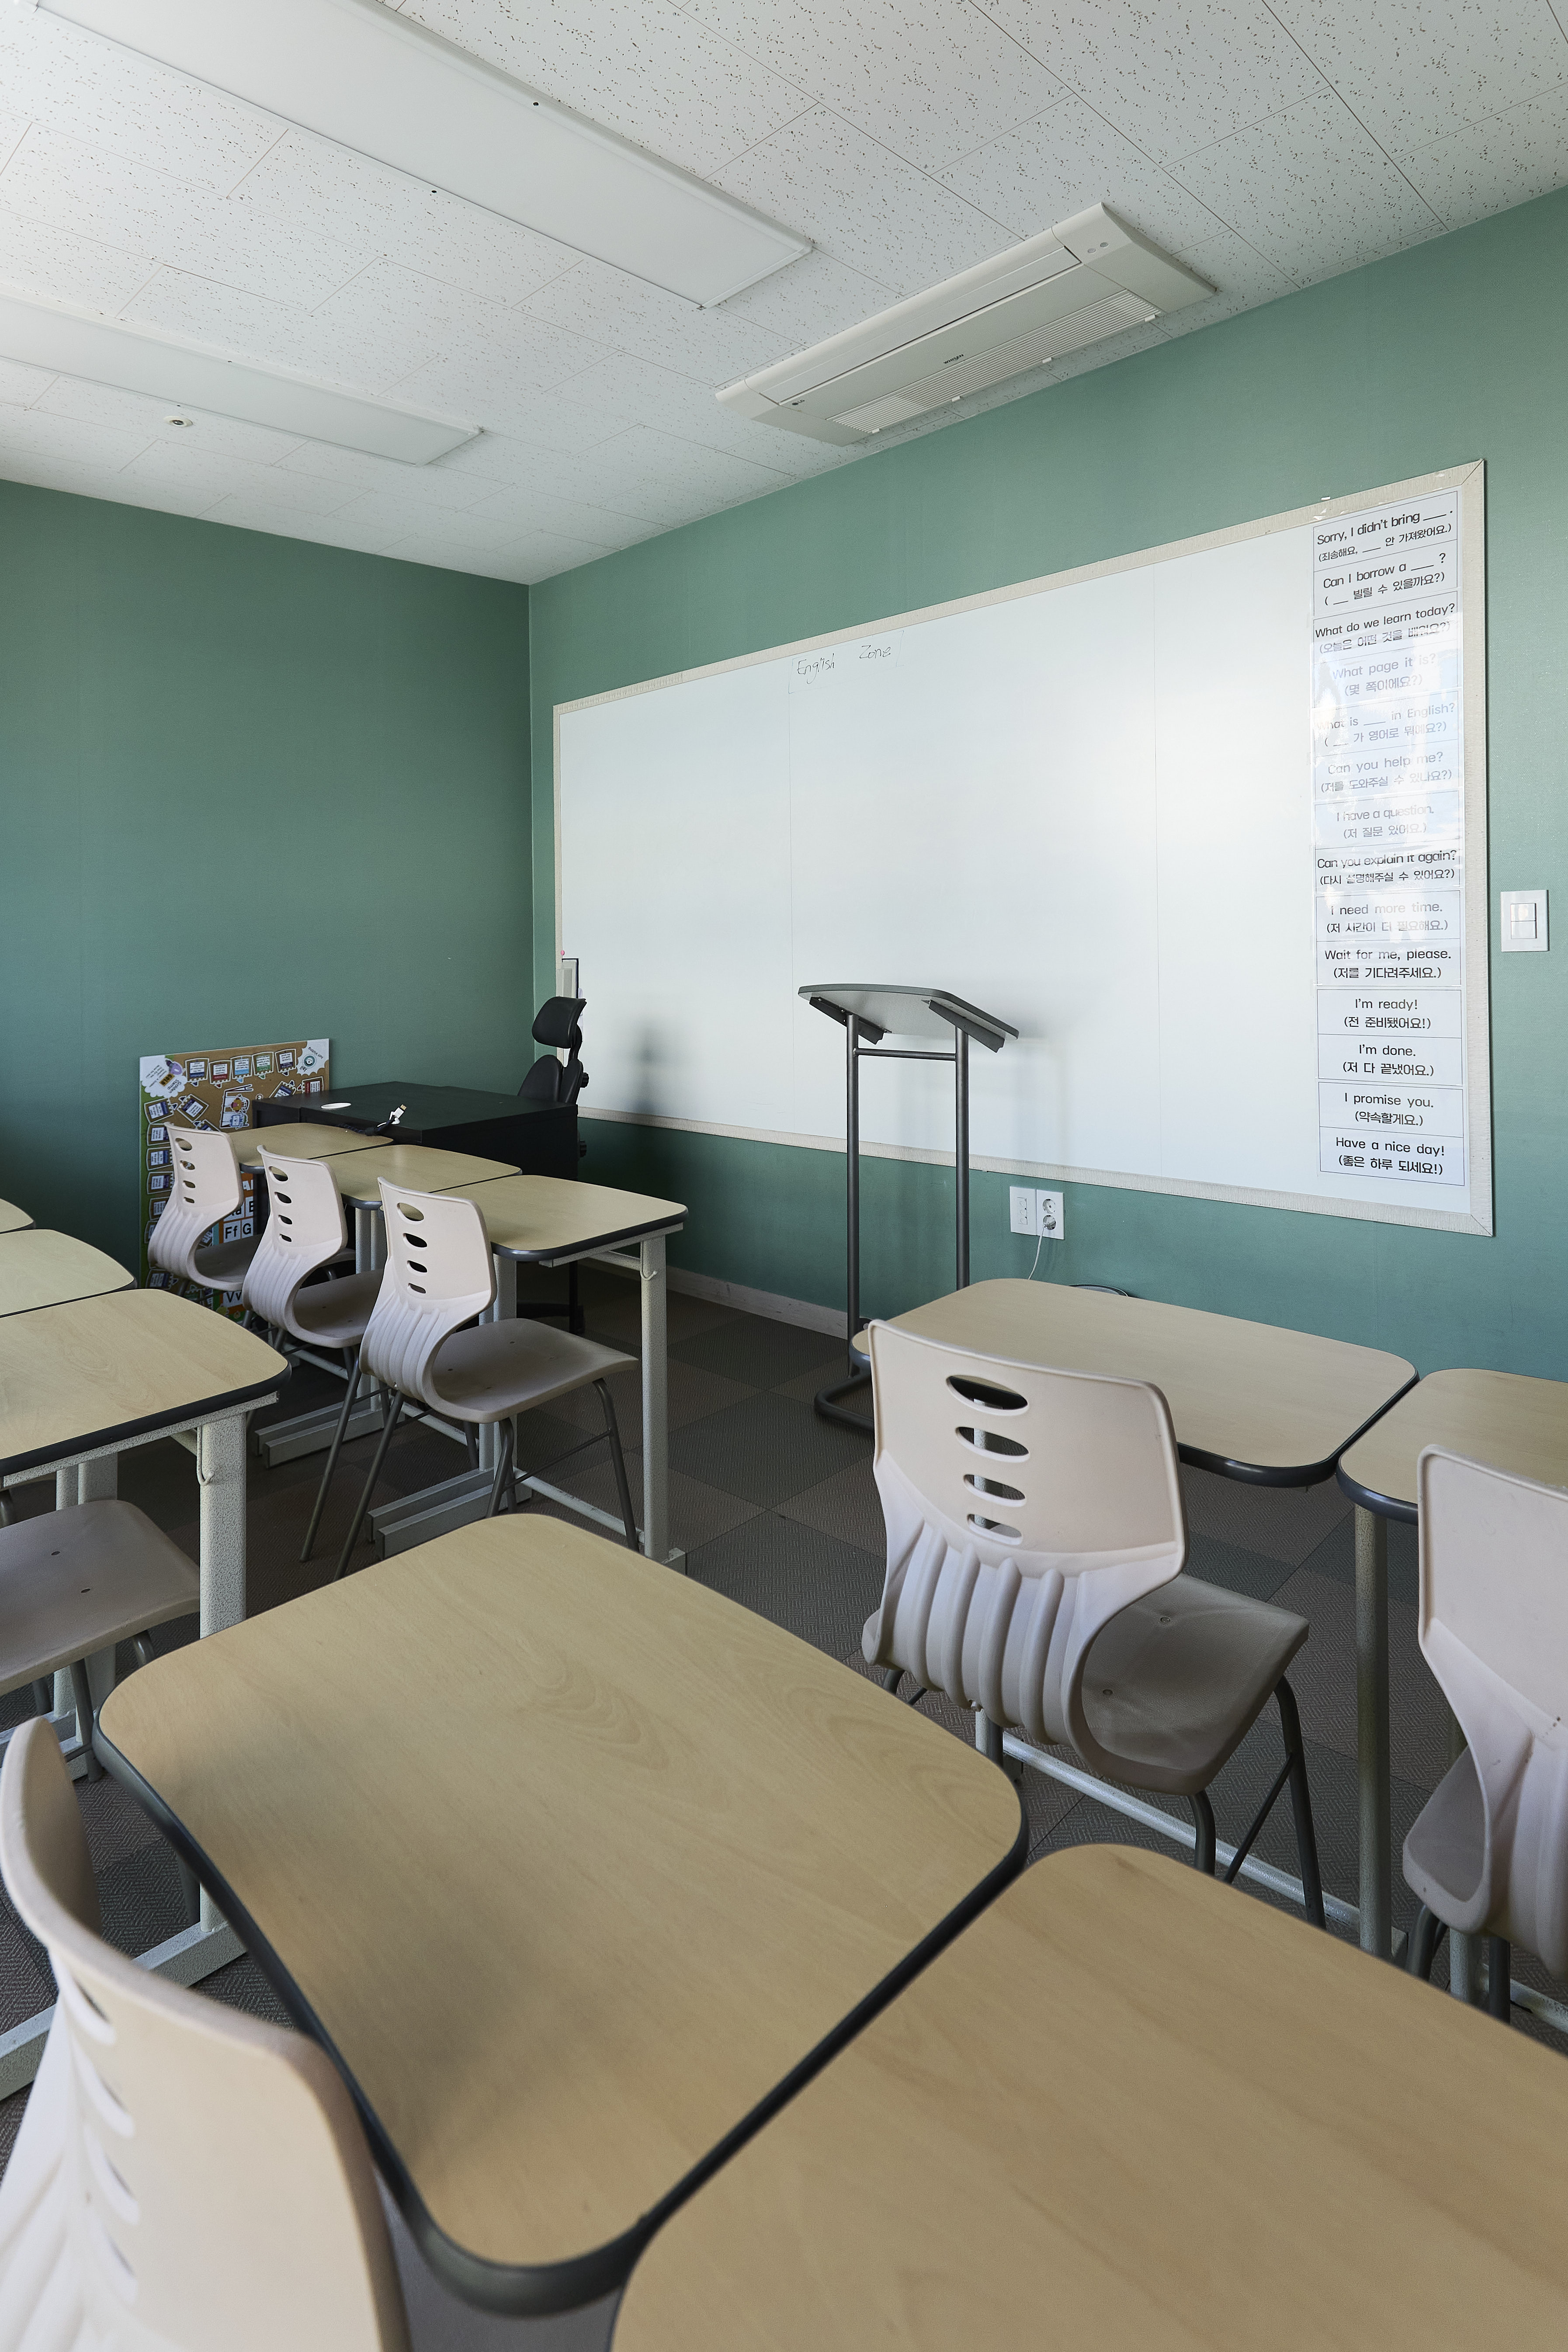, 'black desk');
258,1080,576,1178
